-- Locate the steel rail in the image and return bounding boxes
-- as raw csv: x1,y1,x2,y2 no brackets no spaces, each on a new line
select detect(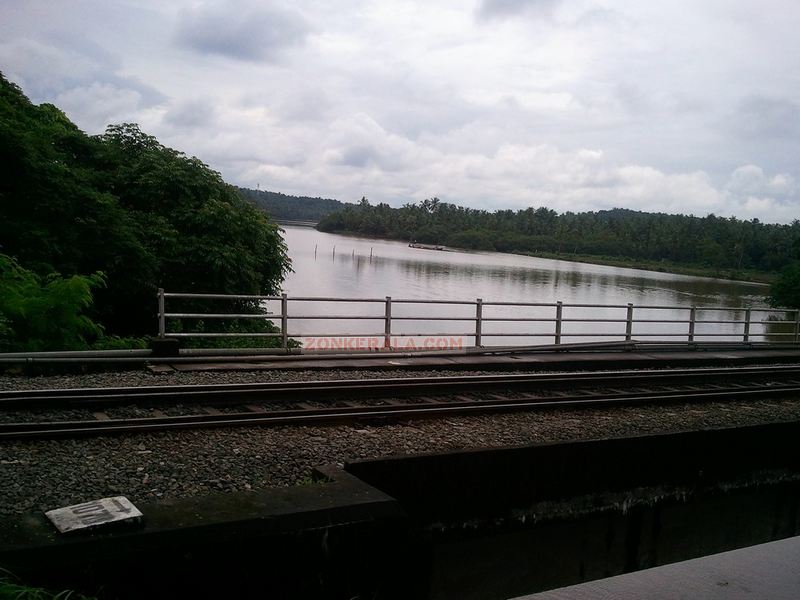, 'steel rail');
2,381,800,440
3,365,800,409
